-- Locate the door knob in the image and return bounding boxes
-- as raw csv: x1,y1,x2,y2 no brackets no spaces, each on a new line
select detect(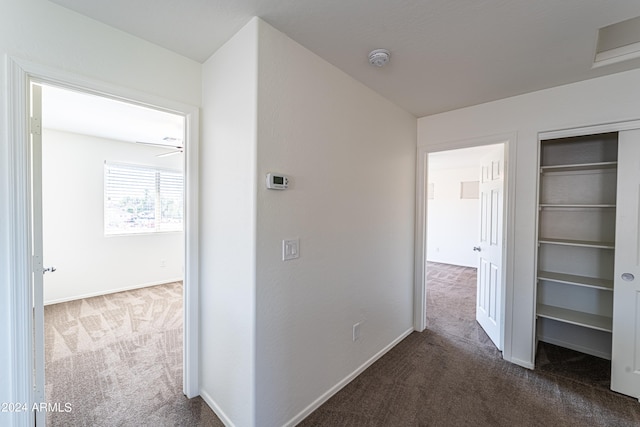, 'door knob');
473,246,481,252
622,273,635,282
43,266,56,274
